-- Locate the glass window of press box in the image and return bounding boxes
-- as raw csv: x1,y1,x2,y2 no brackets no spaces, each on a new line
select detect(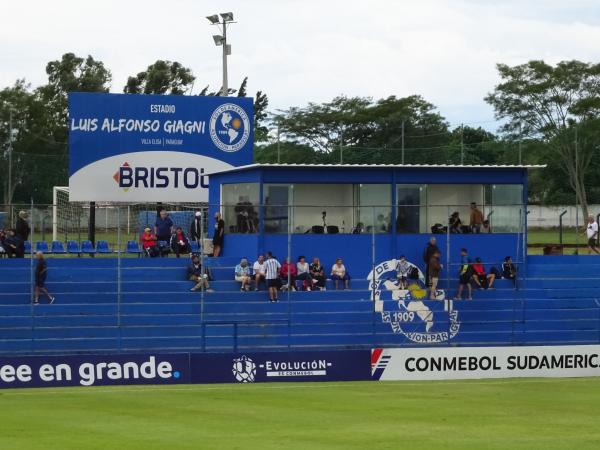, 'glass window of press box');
396,184,523,234
222,182,523,234
221,183,260,234
262,184,392,234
